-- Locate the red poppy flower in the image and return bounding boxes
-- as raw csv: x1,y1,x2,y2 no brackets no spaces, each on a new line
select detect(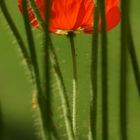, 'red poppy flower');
18,0,121,35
